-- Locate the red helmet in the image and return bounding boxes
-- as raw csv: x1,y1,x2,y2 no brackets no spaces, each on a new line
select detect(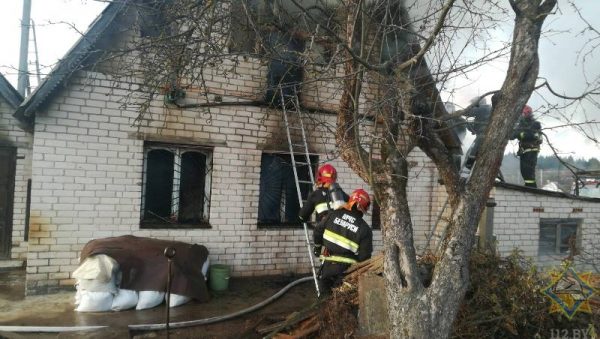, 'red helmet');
522,105,533,118
346,189,370,213
316,164,337,186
